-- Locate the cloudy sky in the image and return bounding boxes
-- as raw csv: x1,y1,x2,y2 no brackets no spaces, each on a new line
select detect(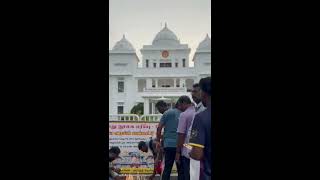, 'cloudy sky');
109,0,211,66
